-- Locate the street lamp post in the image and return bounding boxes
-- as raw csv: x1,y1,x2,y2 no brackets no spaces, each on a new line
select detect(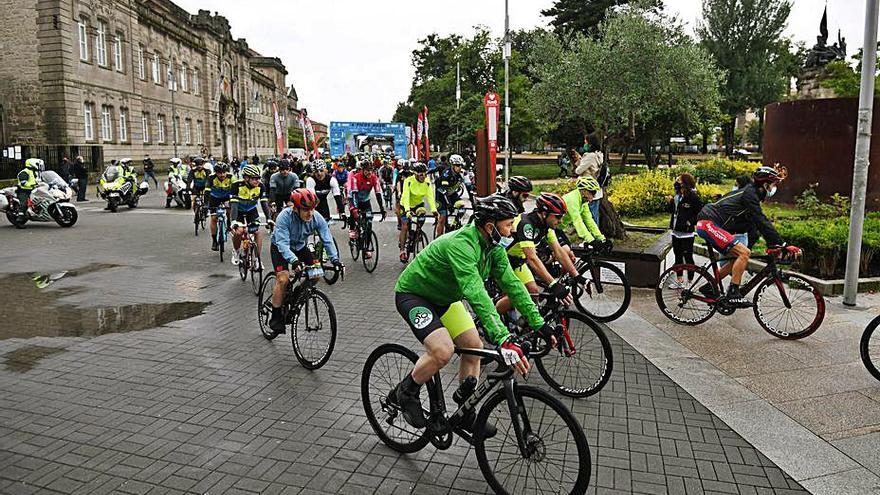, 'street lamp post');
503,0,511,183
843,0,880,305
